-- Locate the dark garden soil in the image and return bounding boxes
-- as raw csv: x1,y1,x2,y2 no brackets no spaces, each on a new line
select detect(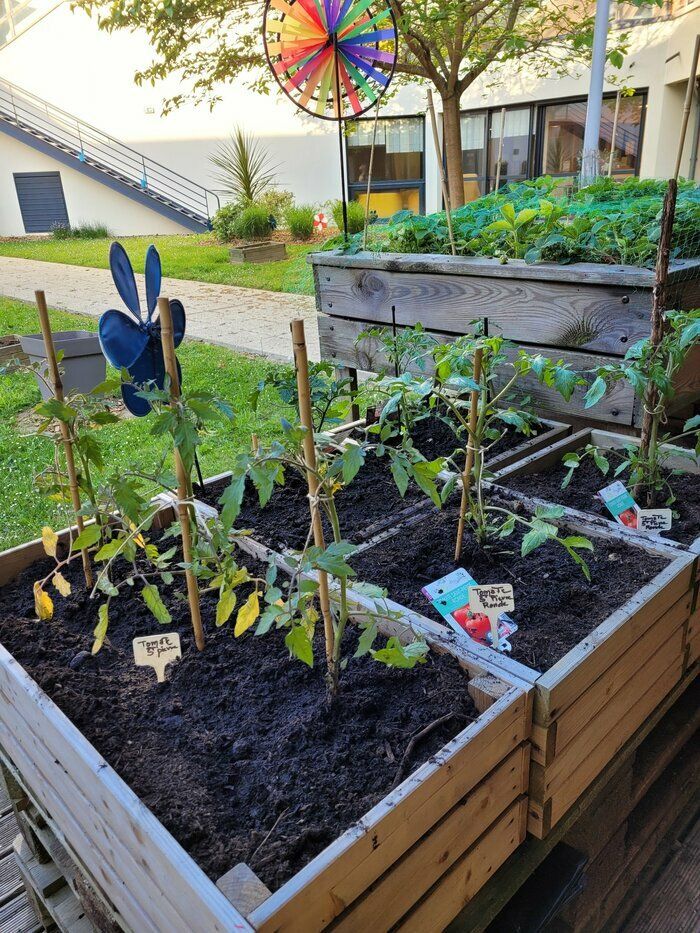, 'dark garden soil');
499,451,700,547
372,413,542,465
200,417,544,551
0,551,478,891
350,497,669,673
